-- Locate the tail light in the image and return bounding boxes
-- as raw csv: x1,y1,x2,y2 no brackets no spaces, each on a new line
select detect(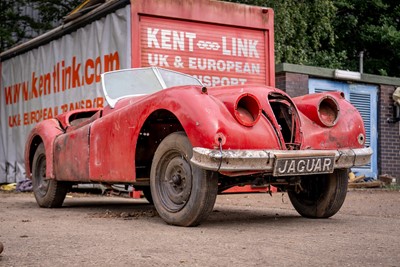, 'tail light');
234,94,261,127
318,96,340,127
295,93,341,128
